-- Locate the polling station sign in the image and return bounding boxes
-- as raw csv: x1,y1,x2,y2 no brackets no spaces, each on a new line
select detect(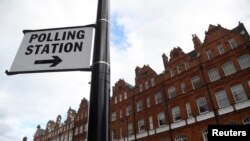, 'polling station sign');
7,25,95,75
